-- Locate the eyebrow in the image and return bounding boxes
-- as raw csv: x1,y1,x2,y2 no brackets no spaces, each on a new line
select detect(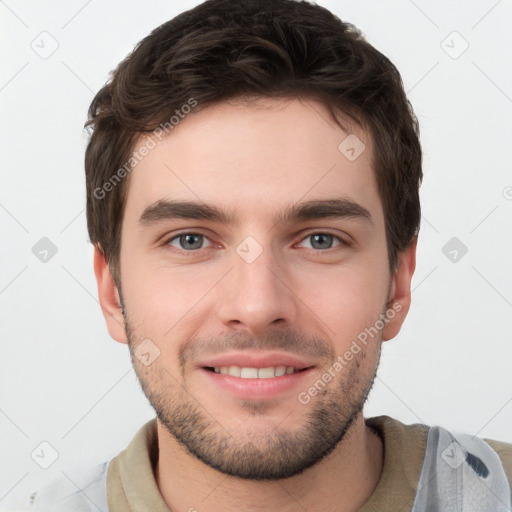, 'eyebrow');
138,198,373,227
